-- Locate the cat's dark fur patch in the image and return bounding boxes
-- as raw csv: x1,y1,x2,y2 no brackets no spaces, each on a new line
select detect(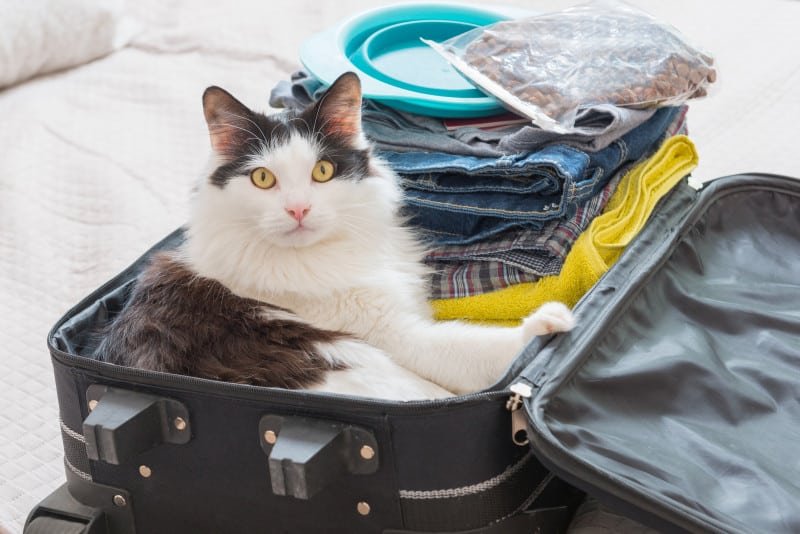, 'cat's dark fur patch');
96,251,347,388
